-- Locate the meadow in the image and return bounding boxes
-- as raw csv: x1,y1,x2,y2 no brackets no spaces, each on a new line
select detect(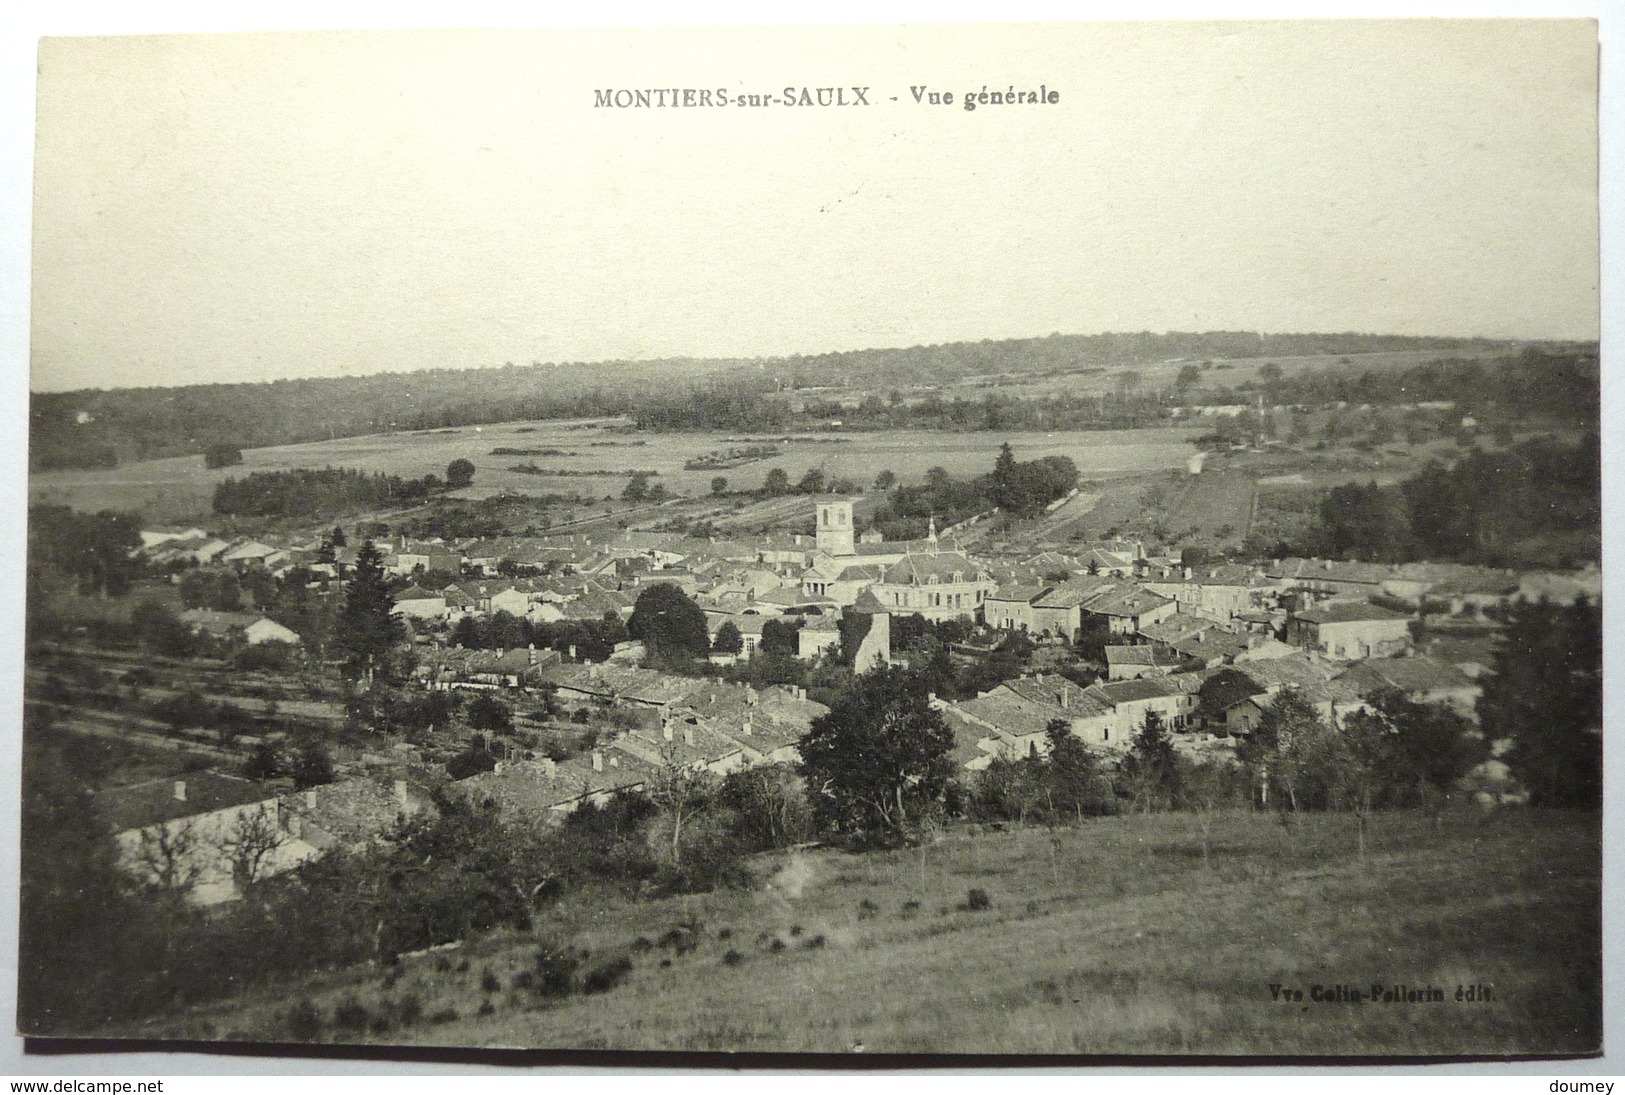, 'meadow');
29,421,1202,525
135,808,1601,1057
